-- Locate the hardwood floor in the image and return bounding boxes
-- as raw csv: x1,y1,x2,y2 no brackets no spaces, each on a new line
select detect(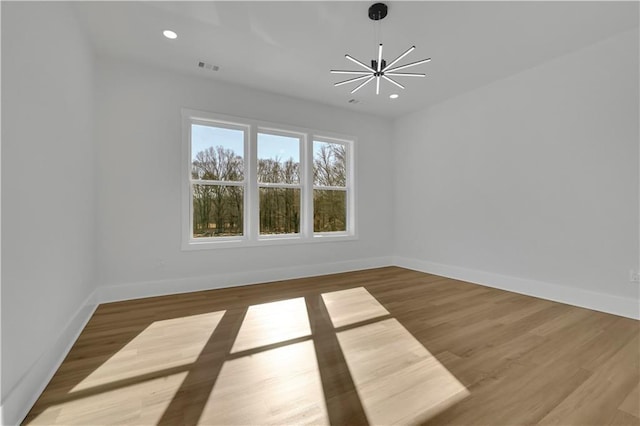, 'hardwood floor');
24,267,640,425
